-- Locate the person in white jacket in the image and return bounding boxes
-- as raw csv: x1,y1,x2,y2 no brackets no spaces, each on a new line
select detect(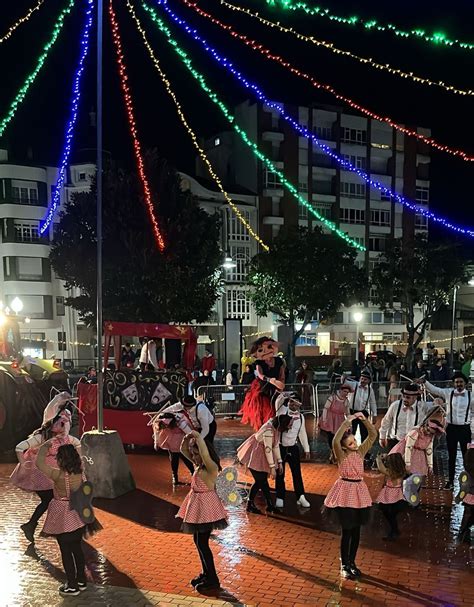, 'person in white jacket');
274,392,311,509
